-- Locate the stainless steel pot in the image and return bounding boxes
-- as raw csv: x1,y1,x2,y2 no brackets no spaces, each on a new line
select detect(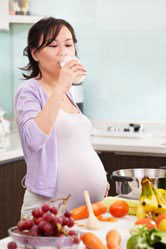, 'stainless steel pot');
111,168,166,200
